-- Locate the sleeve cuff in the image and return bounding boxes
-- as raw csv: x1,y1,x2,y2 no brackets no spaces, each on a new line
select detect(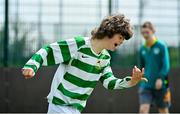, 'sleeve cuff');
115,76,133,89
